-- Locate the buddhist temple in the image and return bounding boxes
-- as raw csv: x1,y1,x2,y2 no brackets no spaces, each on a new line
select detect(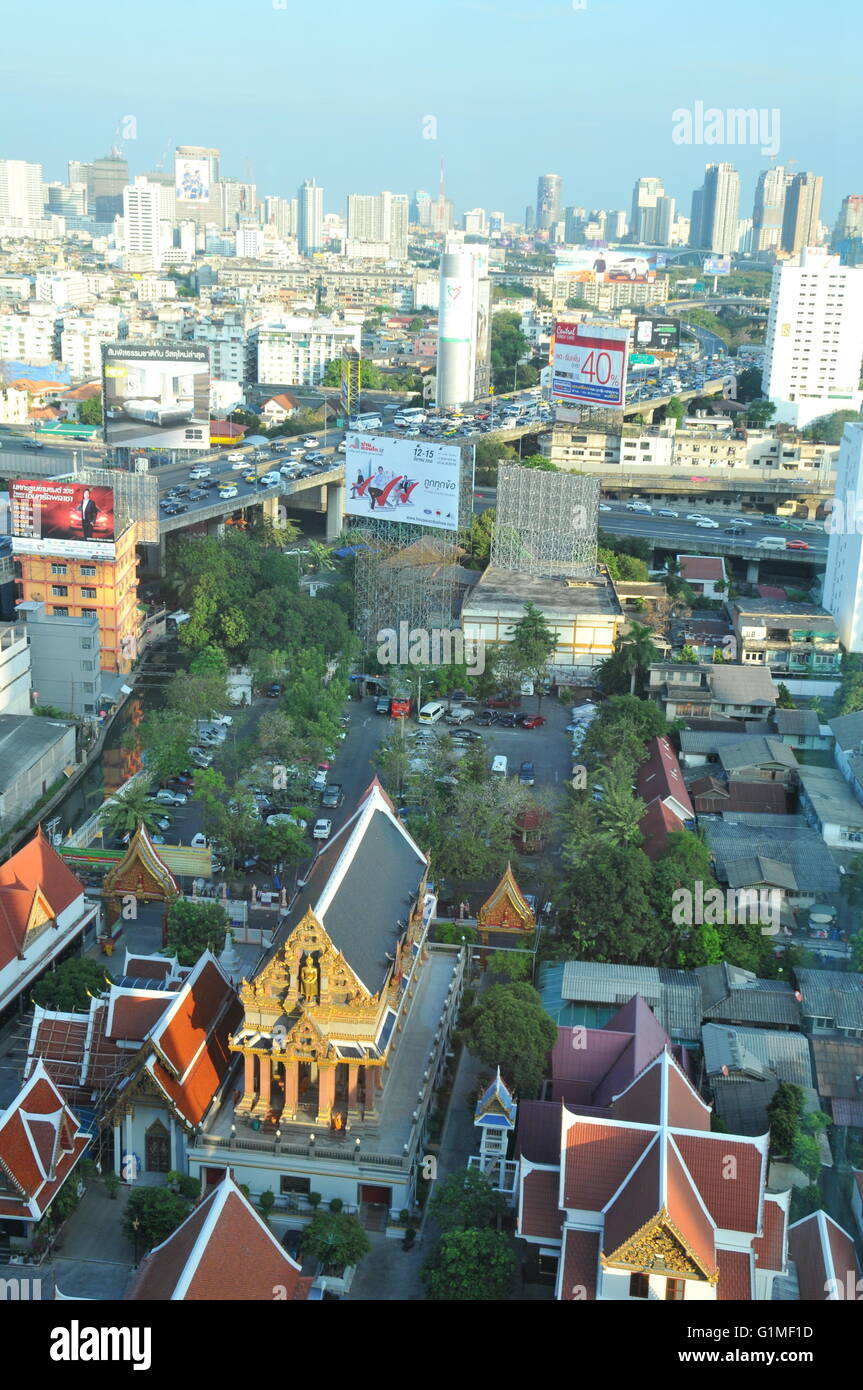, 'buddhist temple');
102,824,180,945
476,863,536,946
